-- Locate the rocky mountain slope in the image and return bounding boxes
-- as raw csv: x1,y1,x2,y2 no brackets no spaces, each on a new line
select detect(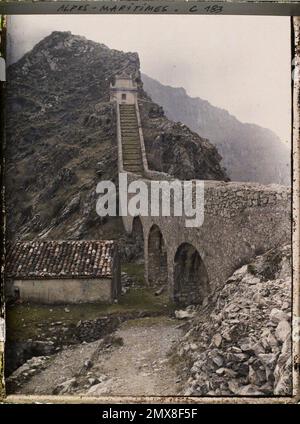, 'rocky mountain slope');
5,31,228,241
171,244,292,396
142,74,291,185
